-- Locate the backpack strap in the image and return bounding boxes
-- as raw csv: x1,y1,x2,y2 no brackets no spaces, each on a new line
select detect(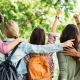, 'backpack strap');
7,42,21,60
29,54,41,58
3,41,21,60
4,41,21,68
8,42,22,68
16,59,22,68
